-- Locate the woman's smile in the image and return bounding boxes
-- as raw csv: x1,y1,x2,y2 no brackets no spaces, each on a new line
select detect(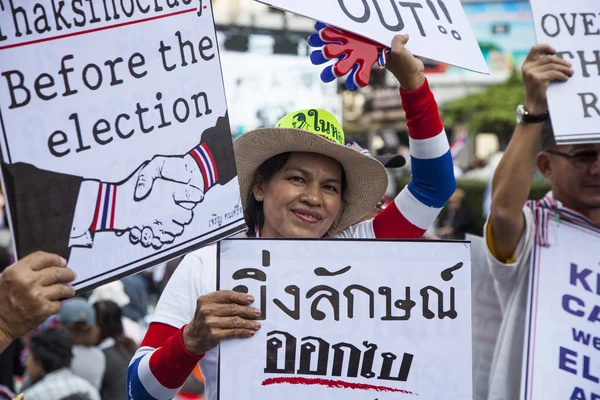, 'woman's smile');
291,208,323,224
